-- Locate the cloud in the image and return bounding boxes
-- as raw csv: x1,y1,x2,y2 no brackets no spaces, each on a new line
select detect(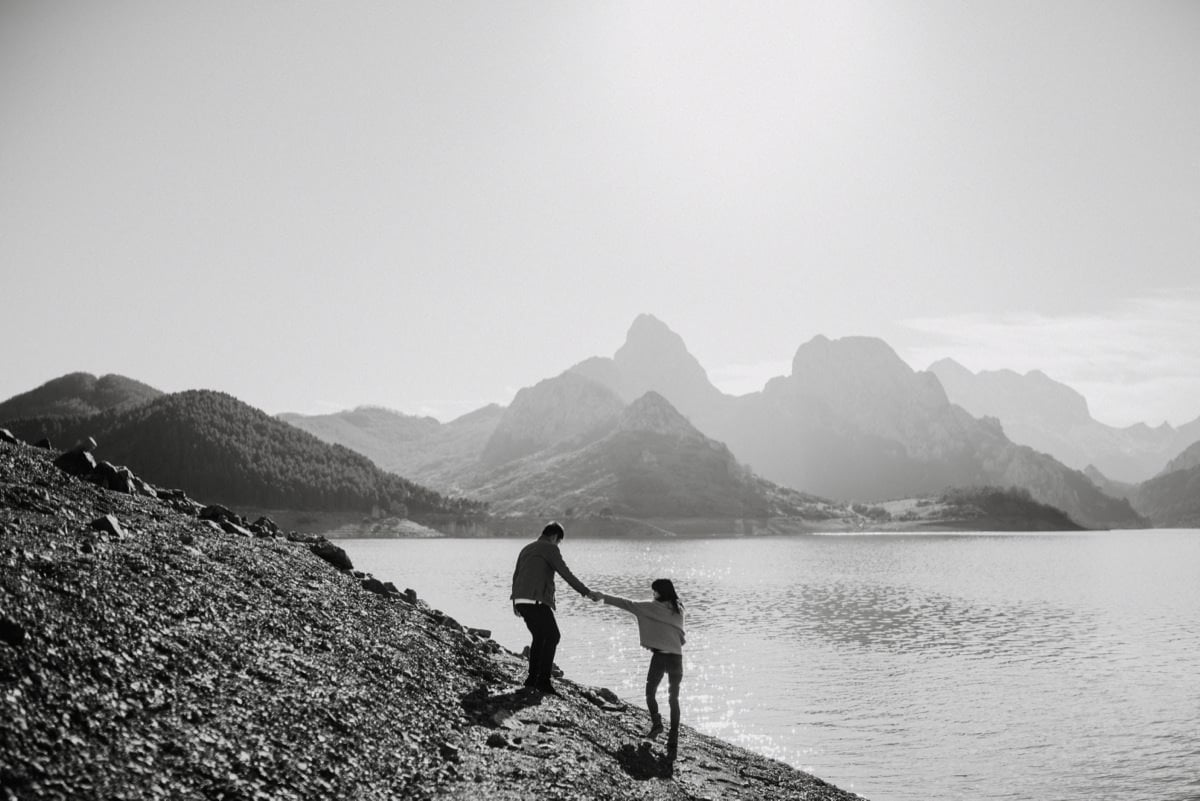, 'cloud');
898,289,1200,427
